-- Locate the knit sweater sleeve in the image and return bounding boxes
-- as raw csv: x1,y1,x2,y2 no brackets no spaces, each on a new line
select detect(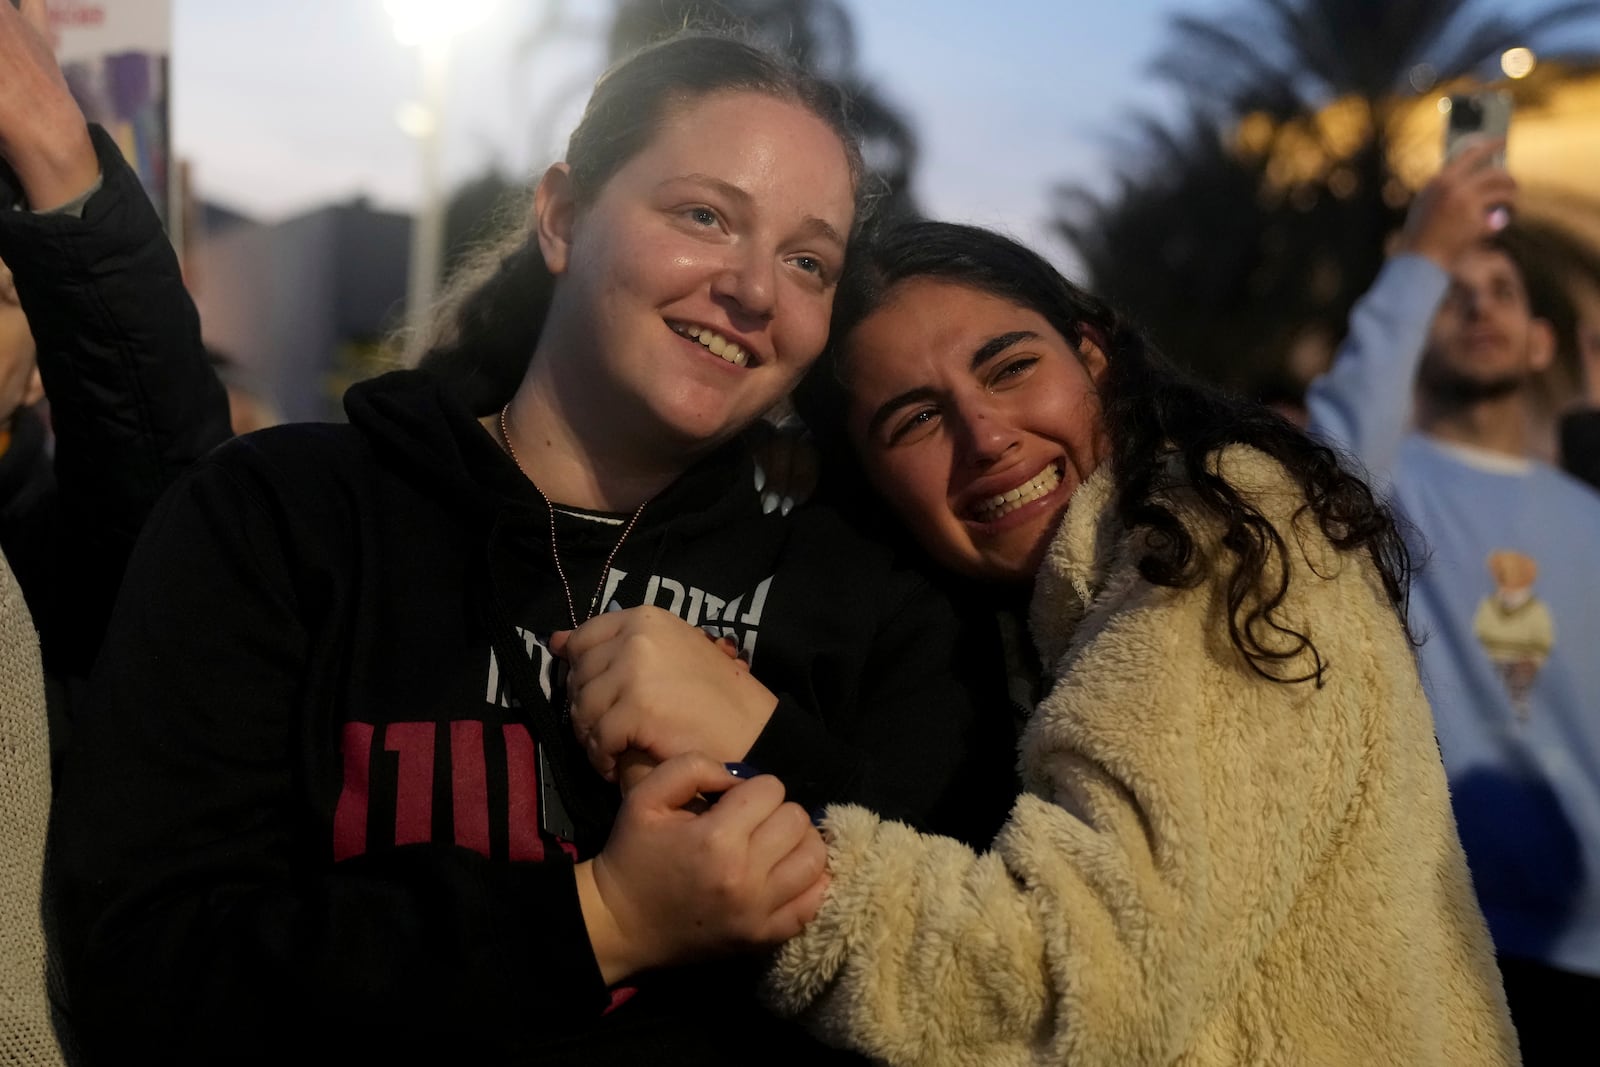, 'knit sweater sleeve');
0,552,63,1066
767,470,1372,1066
48,454,610,1061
